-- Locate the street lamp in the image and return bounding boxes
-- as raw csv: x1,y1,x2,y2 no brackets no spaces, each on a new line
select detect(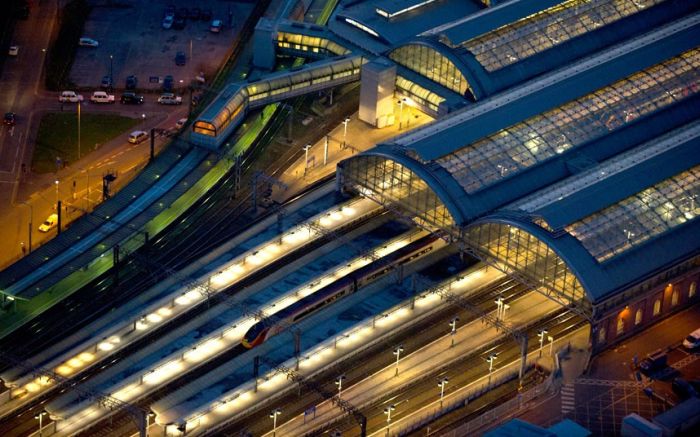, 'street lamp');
270,408,281,437
109,54,113,90
335,374,346,399
495,297,504,320
77,99,81,160
438,377,449,407
548,335,554,357
502,303,510,322
393,345,404,377
538,329,548,357
449,317,459,347
303,143,312,176
35,410,47,436
342,117,350,149
398,98,406,130
486,353,498,382
323,135,329,166
55,179,60,209
384,404,396,433
20,201,33,253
